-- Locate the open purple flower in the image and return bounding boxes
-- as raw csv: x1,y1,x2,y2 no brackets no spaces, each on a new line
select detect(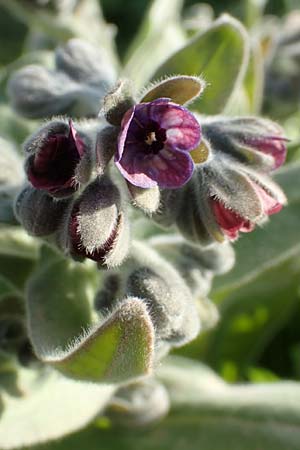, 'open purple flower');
26,120,86,198
115,98,201,189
